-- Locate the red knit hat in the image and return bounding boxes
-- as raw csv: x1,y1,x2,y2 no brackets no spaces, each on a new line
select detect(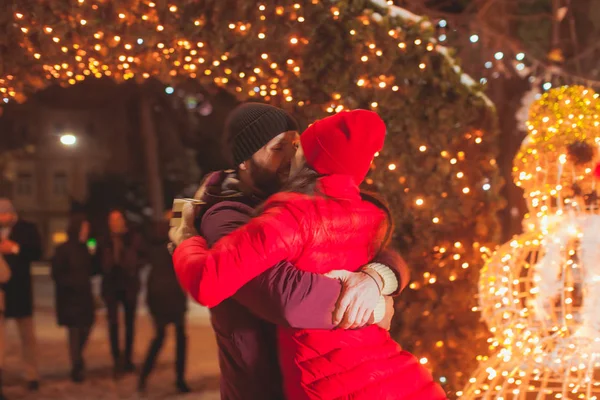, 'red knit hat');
300,110,386,185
